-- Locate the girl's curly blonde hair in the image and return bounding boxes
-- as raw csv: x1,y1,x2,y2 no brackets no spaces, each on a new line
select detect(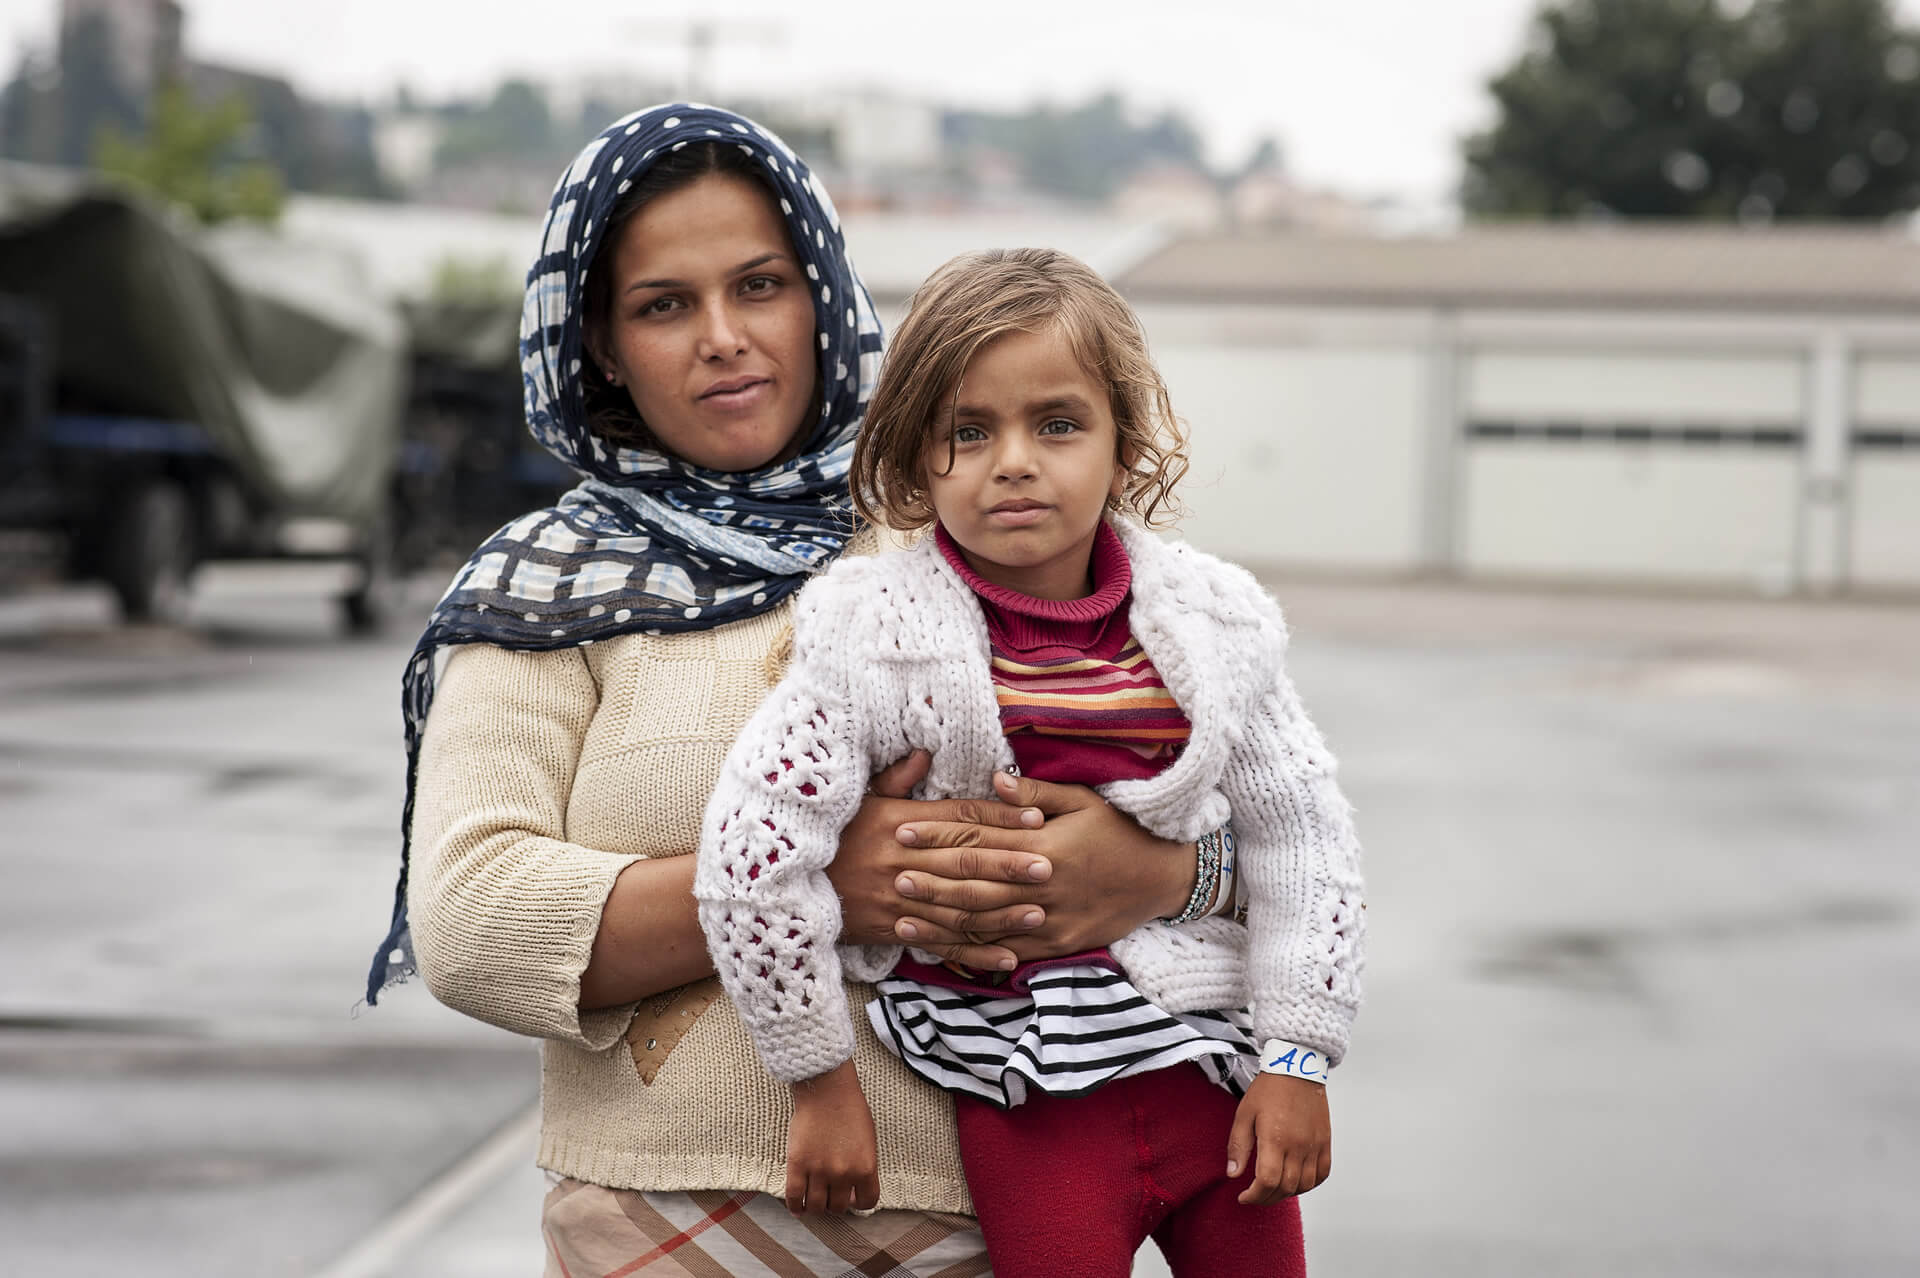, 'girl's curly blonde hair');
851,247,1188,531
